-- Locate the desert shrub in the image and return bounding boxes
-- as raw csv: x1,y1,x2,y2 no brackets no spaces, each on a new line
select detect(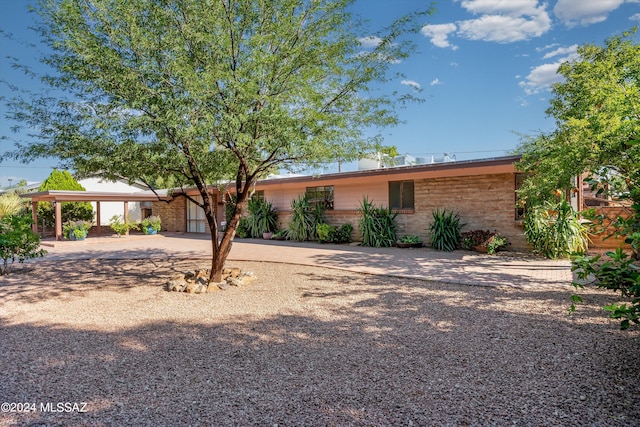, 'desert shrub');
109,215,139,236
0,192,26,219
358,197,397,247
0,215,47,275
430,209,463,251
